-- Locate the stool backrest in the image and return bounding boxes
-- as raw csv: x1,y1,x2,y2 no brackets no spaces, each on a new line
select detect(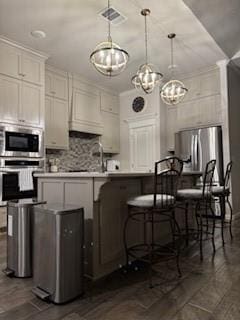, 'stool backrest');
224,161,232,191
202,159,216,198
154,157,183,208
